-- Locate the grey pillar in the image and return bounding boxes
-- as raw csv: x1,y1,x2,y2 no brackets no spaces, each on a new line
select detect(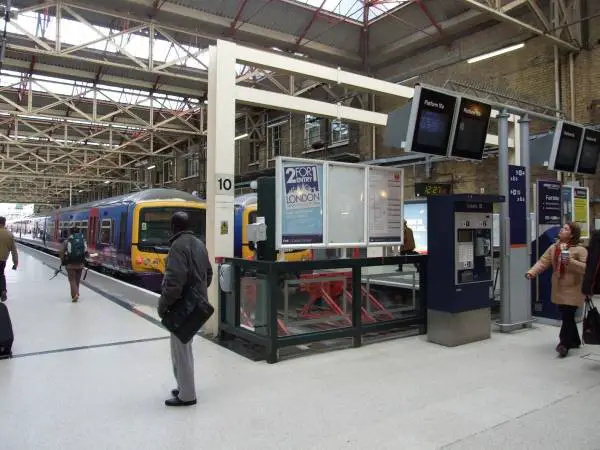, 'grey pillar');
520,115,531,265
498,109,511,328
